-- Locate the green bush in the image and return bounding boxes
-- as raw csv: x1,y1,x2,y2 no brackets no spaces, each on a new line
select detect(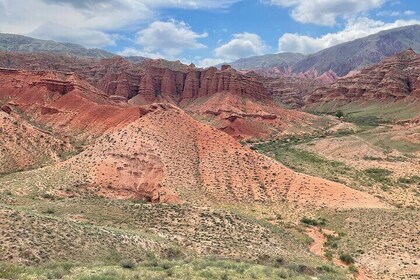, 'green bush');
348,264,358,273
335,111,344,118
339,253,355,264
43,208,55,214
300,217,326,226
398,176,420,185
120,259,136,269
